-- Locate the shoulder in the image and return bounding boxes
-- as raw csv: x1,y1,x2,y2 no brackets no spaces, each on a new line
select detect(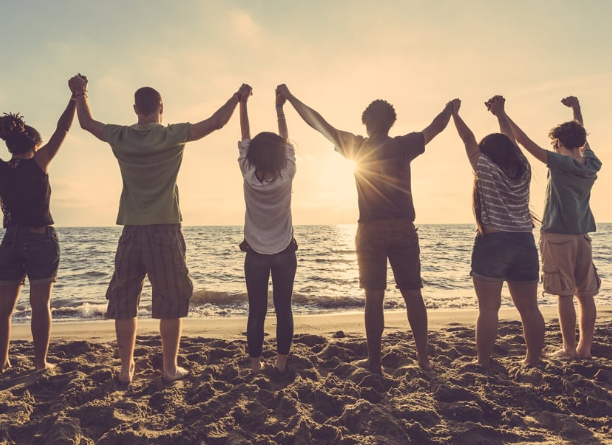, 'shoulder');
394,132,425,153
238,139,251,154
102,123,127,140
